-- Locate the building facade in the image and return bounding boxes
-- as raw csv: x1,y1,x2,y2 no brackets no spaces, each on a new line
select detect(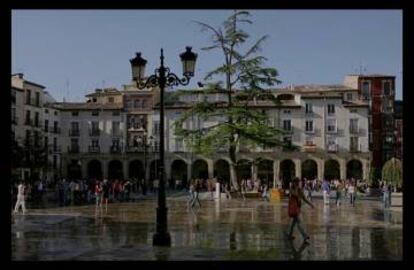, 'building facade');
11,74,62,183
